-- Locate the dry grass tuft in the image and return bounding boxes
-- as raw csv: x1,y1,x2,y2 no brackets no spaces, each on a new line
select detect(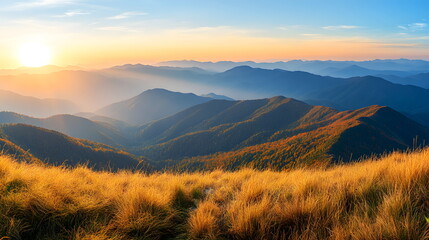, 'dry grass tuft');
0,149,428,239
